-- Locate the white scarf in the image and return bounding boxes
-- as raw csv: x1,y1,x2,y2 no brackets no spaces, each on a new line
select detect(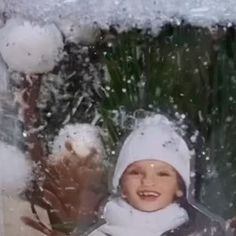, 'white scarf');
99,198,189,236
